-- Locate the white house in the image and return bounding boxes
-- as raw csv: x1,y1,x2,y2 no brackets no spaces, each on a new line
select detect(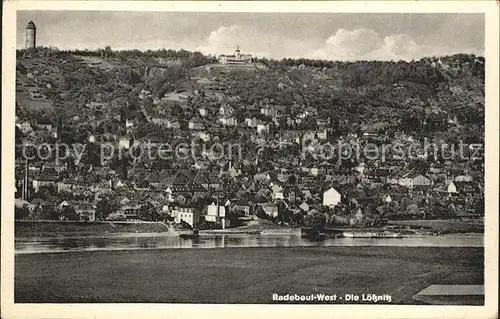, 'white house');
384,195,392,203
322,187,341,207
398,177,413,188
118,137,130,149
355,208,364,223
188,120,205,130
218,46,252,65
206,202,227,229
245,117,258,127
125,119,134,129
219,117,238,127
412,175,432,187
257,124,270,135
165,187,174,202
219,104,234,116
260,204,279,218
316,129,327,141
355,162,366,175
59,200,71,208
398,174,431,188
271,184,284,200
198,132,211,142
447,182,458,194
171,206,196,228
16,122,33,134
310,167,319,176
116,180,125,188
455,175,473,182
